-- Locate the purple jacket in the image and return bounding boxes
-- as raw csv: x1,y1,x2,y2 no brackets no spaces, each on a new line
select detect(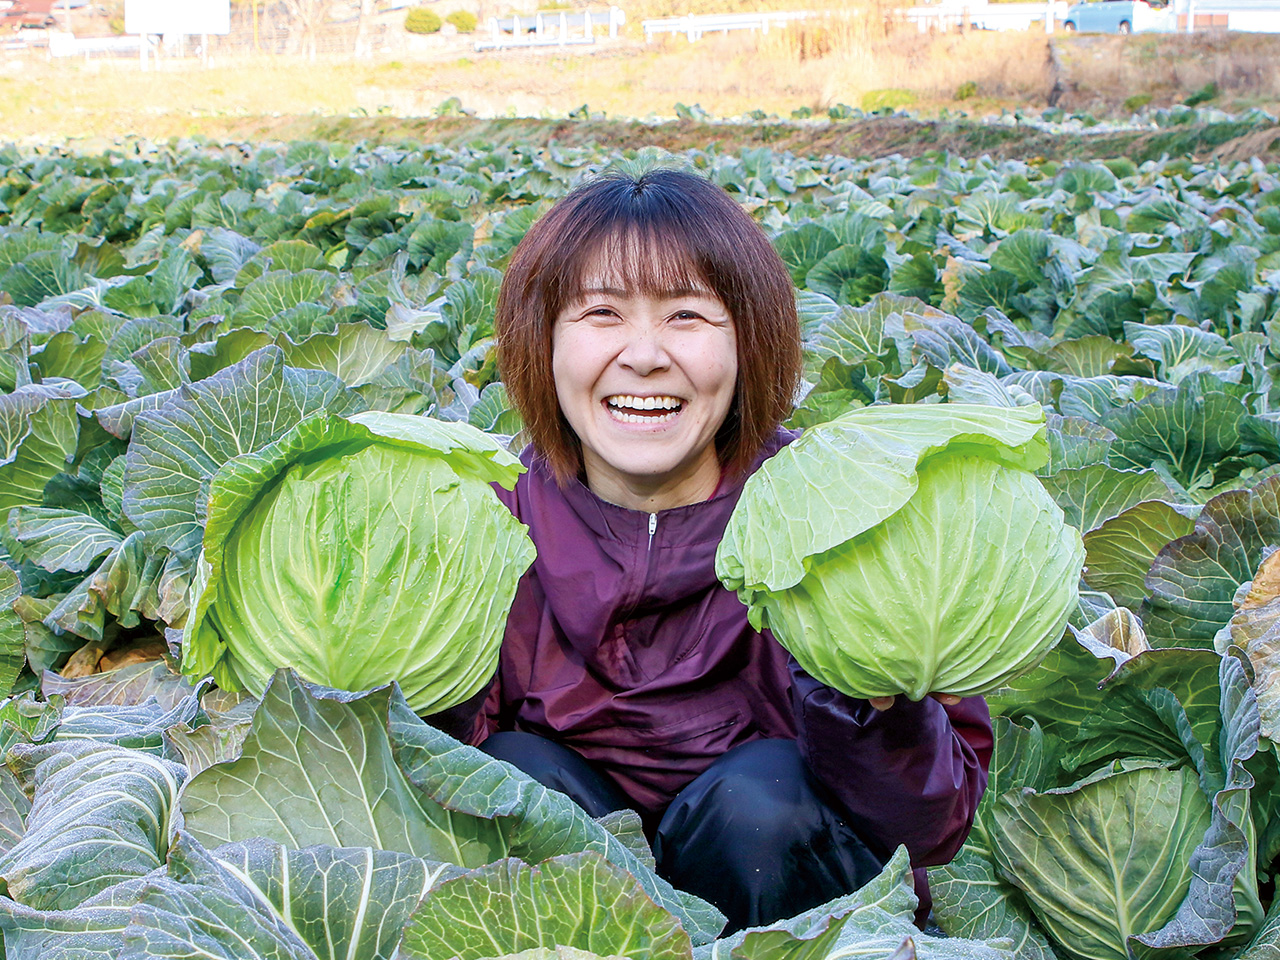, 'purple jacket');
473,428,992,874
